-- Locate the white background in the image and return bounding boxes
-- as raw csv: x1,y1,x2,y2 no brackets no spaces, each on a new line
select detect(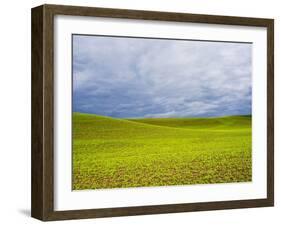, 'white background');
0,0,279,225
